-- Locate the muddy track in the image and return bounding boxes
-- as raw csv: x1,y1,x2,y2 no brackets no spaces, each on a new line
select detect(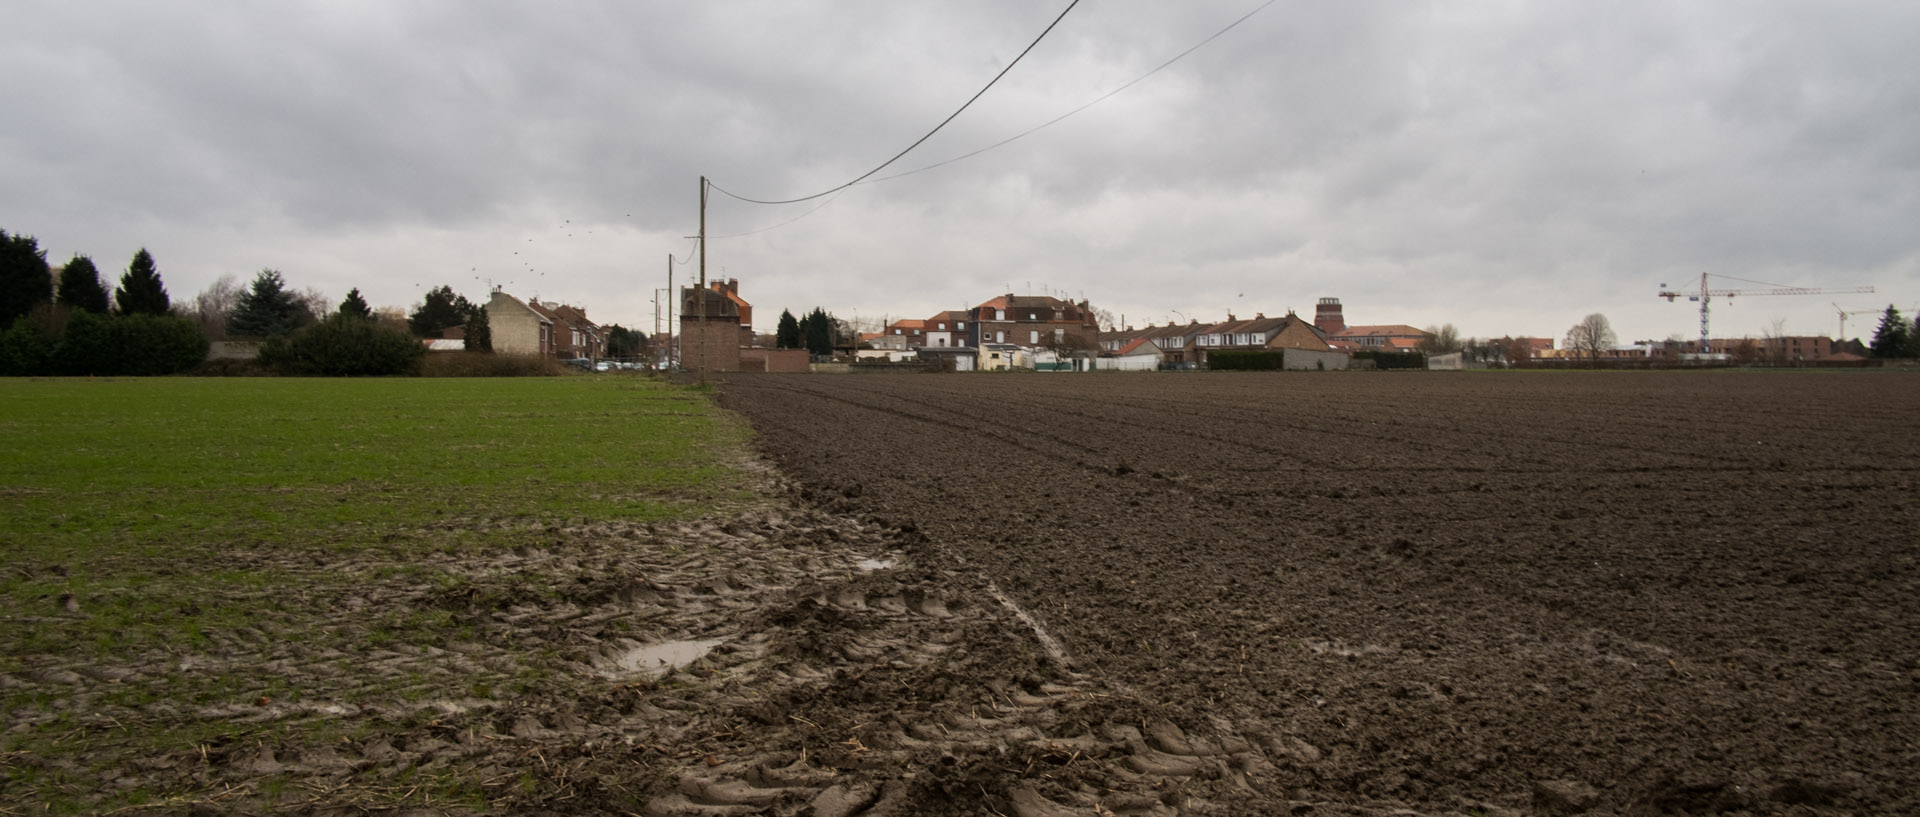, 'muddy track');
5,462,1298,815
715,371,1920,816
